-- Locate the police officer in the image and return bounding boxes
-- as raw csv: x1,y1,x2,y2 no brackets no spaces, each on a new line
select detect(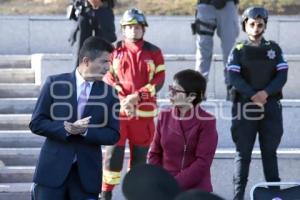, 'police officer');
68,0,117,67
227,7,288,200
194,0,239,98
